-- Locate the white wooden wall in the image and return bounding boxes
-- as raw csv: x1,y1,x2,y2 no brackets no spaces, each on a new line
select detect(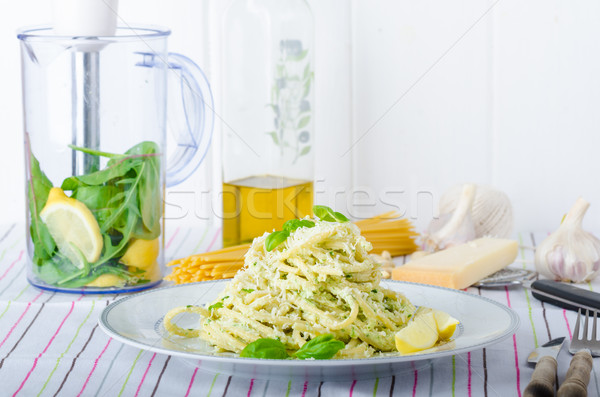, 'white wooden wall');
2,0,600,235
